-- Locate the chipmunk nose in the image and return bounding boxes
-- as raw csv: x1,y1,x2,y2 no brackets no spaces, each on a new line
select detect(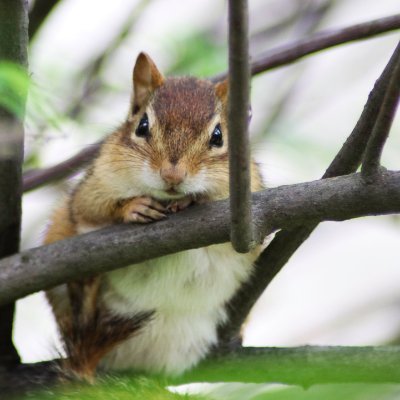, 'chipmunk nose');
160,162,186,186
